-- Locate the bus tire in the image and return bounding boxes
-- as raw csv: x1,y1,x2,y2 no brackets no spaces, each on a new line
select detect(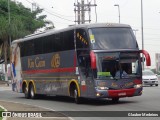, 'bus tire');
29,84,37,99
24,85,30,99
74,87,81,104
112,98,119,103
